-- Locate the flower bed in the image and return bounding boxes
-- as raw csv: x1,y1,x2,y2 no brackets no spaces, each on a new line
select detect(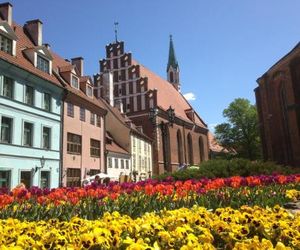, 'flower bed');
1,205,299,249
0,174,300,220
1,174,300,249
